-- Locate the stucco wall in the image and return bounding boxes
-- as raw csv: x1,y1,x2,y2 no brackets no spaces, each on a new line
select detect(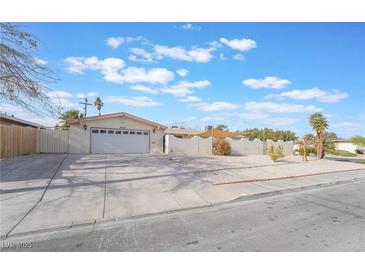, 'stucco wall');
166,135,294,156
335,142,364,153
165,135,213,156
69,116,164,154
